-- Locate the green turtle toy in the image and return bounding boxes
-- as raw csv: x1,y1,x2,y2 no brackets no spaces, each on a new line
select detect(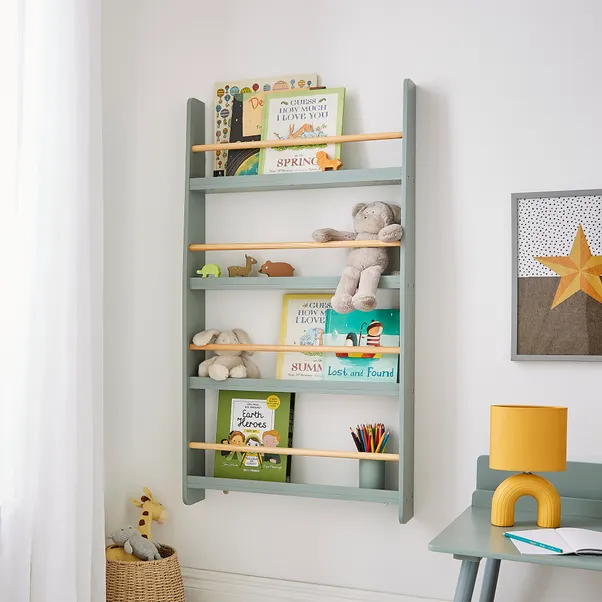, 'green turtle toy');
197,264,221,278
